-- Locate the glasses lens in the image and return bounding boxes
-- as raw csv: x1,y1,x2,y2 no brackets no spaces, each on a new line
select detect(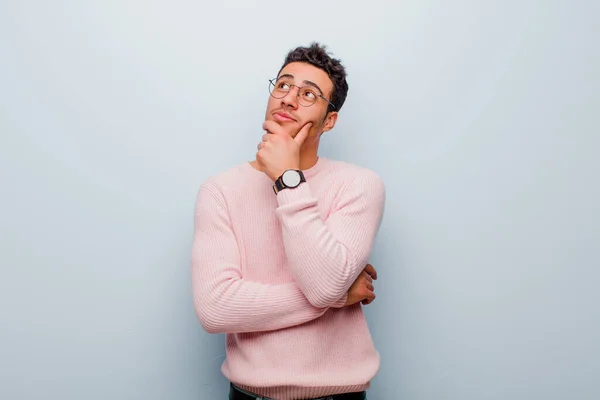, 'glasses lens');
298,87,318,107
269,78,288,99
